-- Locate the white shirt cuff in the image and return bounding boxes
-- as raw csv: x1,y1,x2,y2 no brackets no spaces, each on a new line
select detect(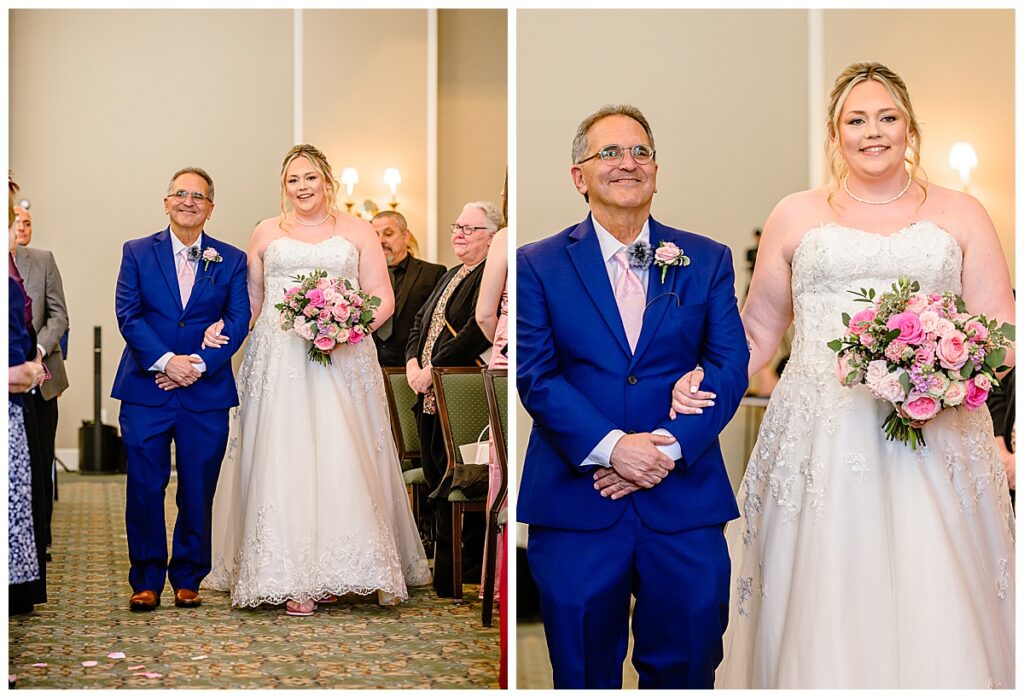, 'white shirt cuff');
581,429,625,469
150,352,174,373
653,428,682,461
37,344,47,359
190,354,207,374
